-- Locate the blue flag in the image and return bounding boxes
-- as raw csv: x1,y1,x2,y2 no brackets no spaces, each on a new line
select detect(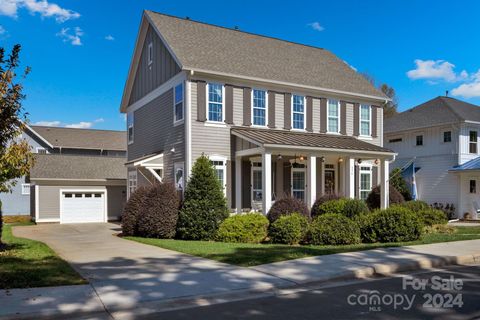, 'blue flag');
401,162,417,200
